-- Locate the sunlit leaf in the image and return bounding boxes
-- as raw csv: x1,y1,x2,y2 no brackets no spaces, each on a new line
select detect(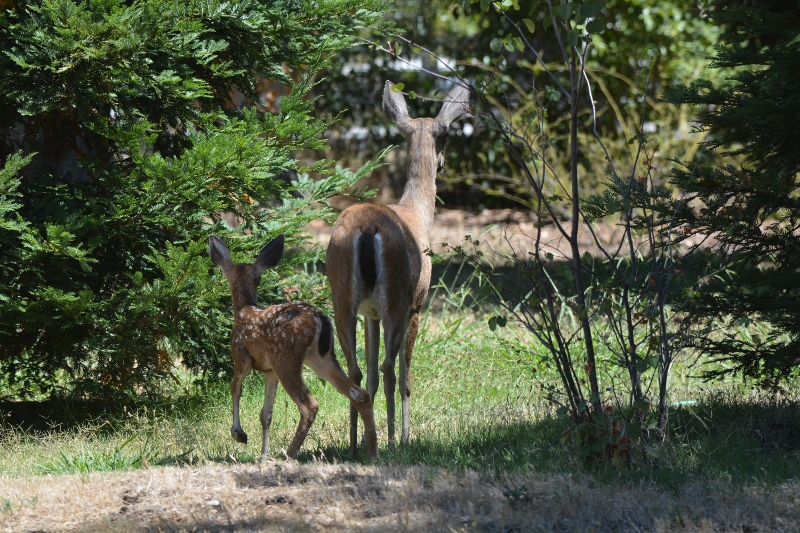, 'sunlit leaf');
523,18,535,33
